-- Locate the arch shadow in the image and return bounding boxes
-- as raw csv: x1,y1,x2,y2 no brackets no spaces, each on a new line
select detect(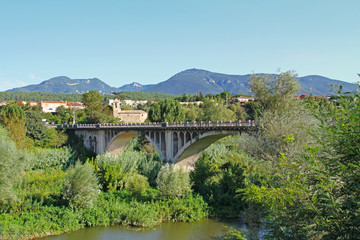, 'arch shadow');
105,131,164,160
174,132,240,169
